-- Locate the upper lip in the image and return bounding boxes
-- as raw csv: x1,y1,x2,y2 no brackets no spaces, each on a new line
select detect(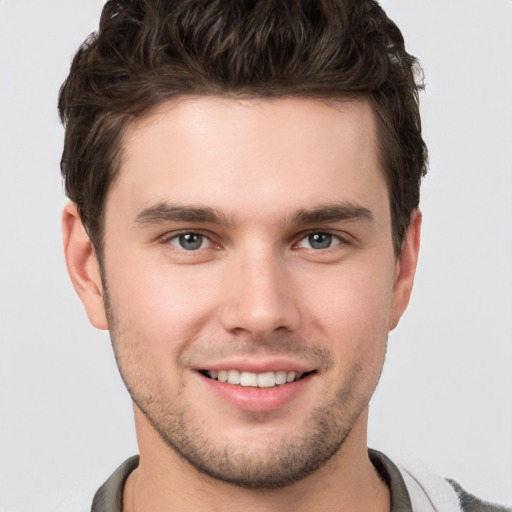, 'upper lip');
193,357,316,374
